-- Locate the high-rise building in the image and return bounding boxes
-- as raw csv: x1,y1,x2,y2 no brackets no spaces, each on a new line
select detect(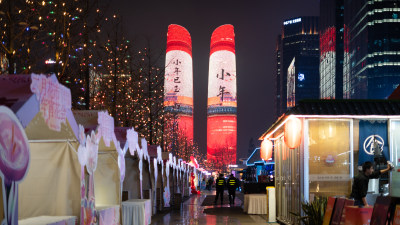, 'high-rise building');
320,0,345,99
164,25,194,140
344,0,400,99
274,35,282,119
207,25,237,166
274,17,320,118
